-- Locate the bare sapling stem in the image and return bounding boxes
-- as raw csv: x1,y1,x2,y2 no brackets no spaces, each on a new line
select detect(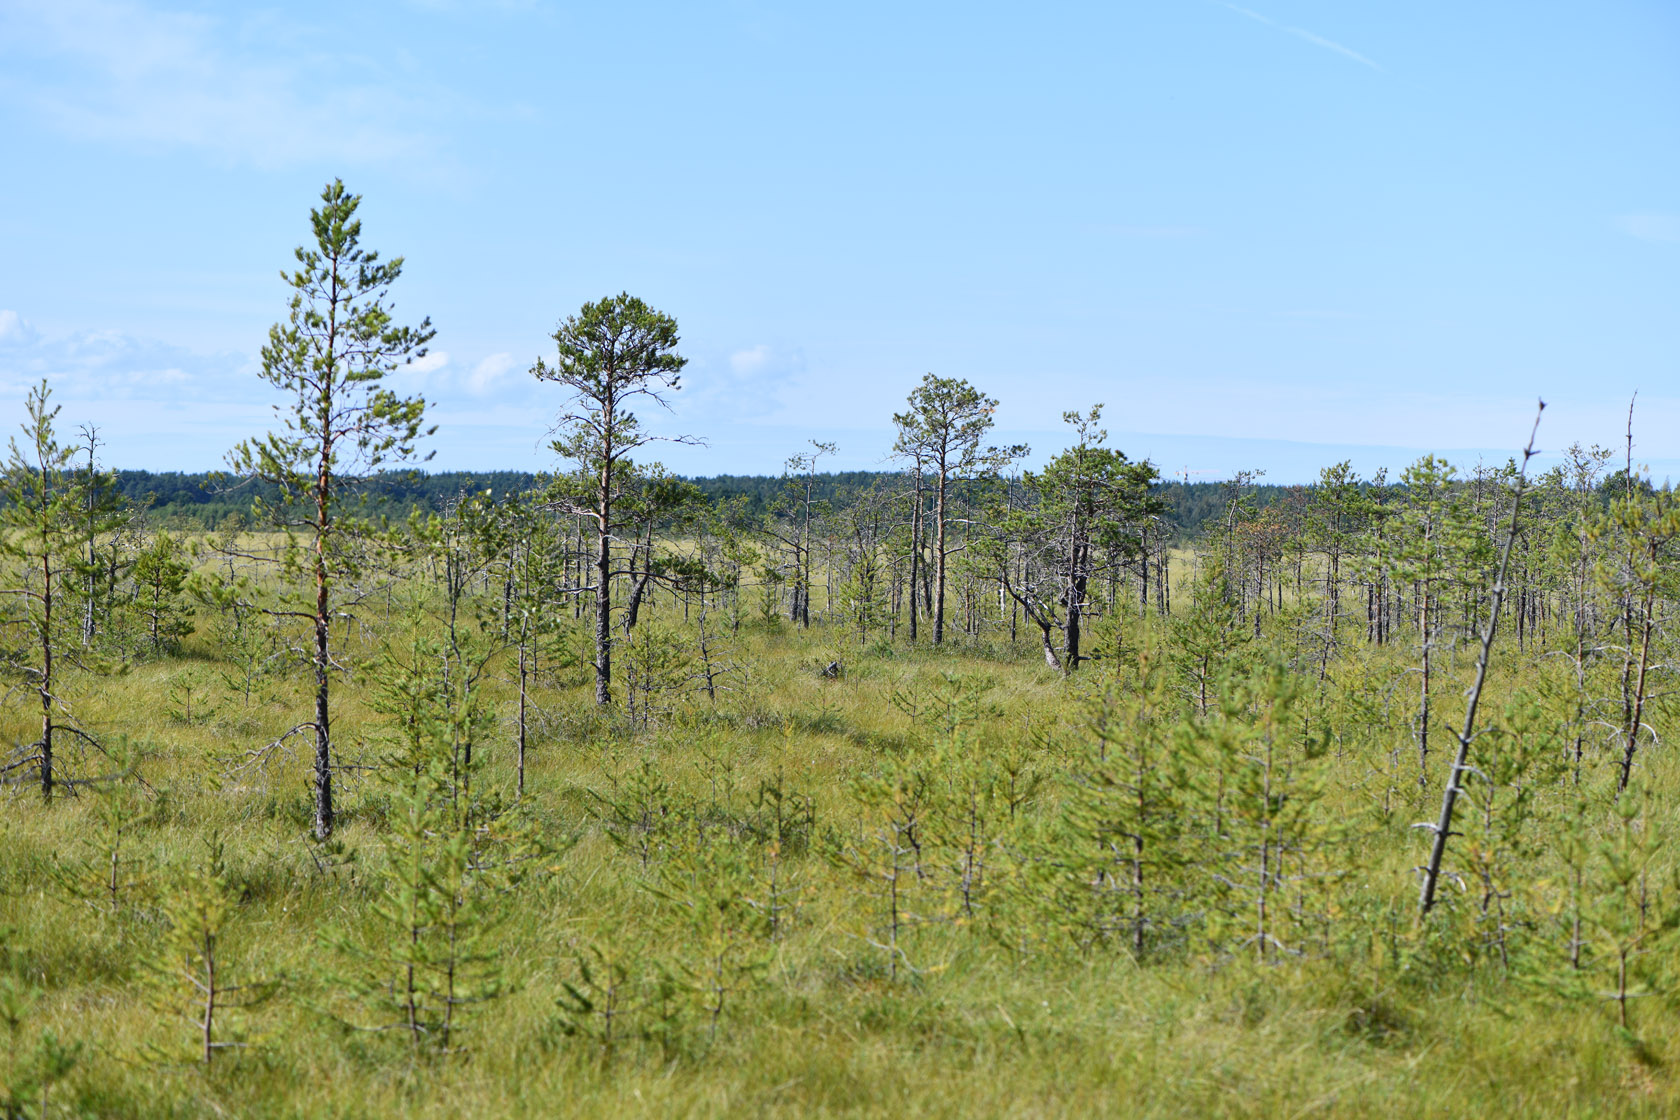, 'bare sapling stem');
1418,401,1544,917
